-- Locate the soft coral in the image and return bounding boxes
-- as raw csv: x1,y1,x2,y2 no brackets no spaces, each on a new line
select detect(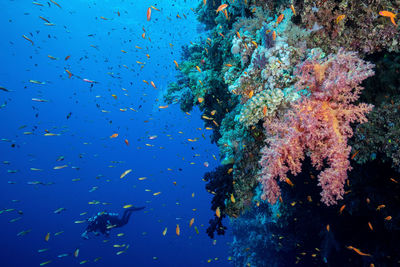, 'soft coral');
259,48,374,205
